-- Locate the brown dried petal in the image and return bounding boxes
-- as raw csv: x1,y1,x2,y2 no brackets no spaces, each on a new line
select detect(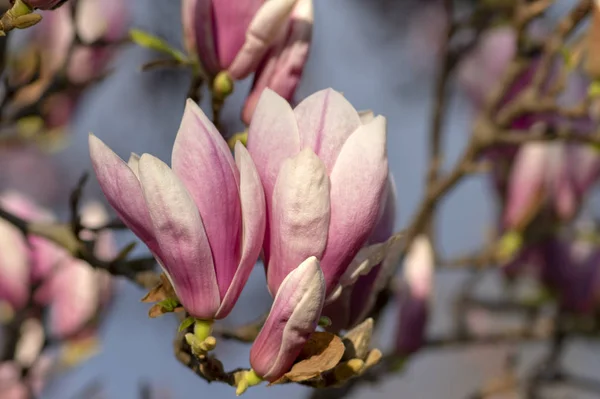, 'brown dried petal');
274,332,345,383
341,318,374,361
141,273,177,303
